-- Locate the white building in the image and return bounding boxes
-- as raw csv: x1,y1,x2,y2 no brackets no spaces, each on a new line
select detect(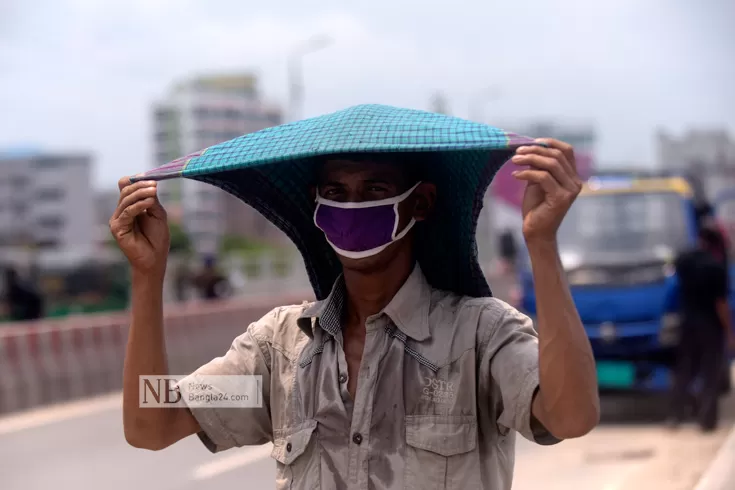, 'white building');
0,152,96,260
152,74,284,255
656,129,735,203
